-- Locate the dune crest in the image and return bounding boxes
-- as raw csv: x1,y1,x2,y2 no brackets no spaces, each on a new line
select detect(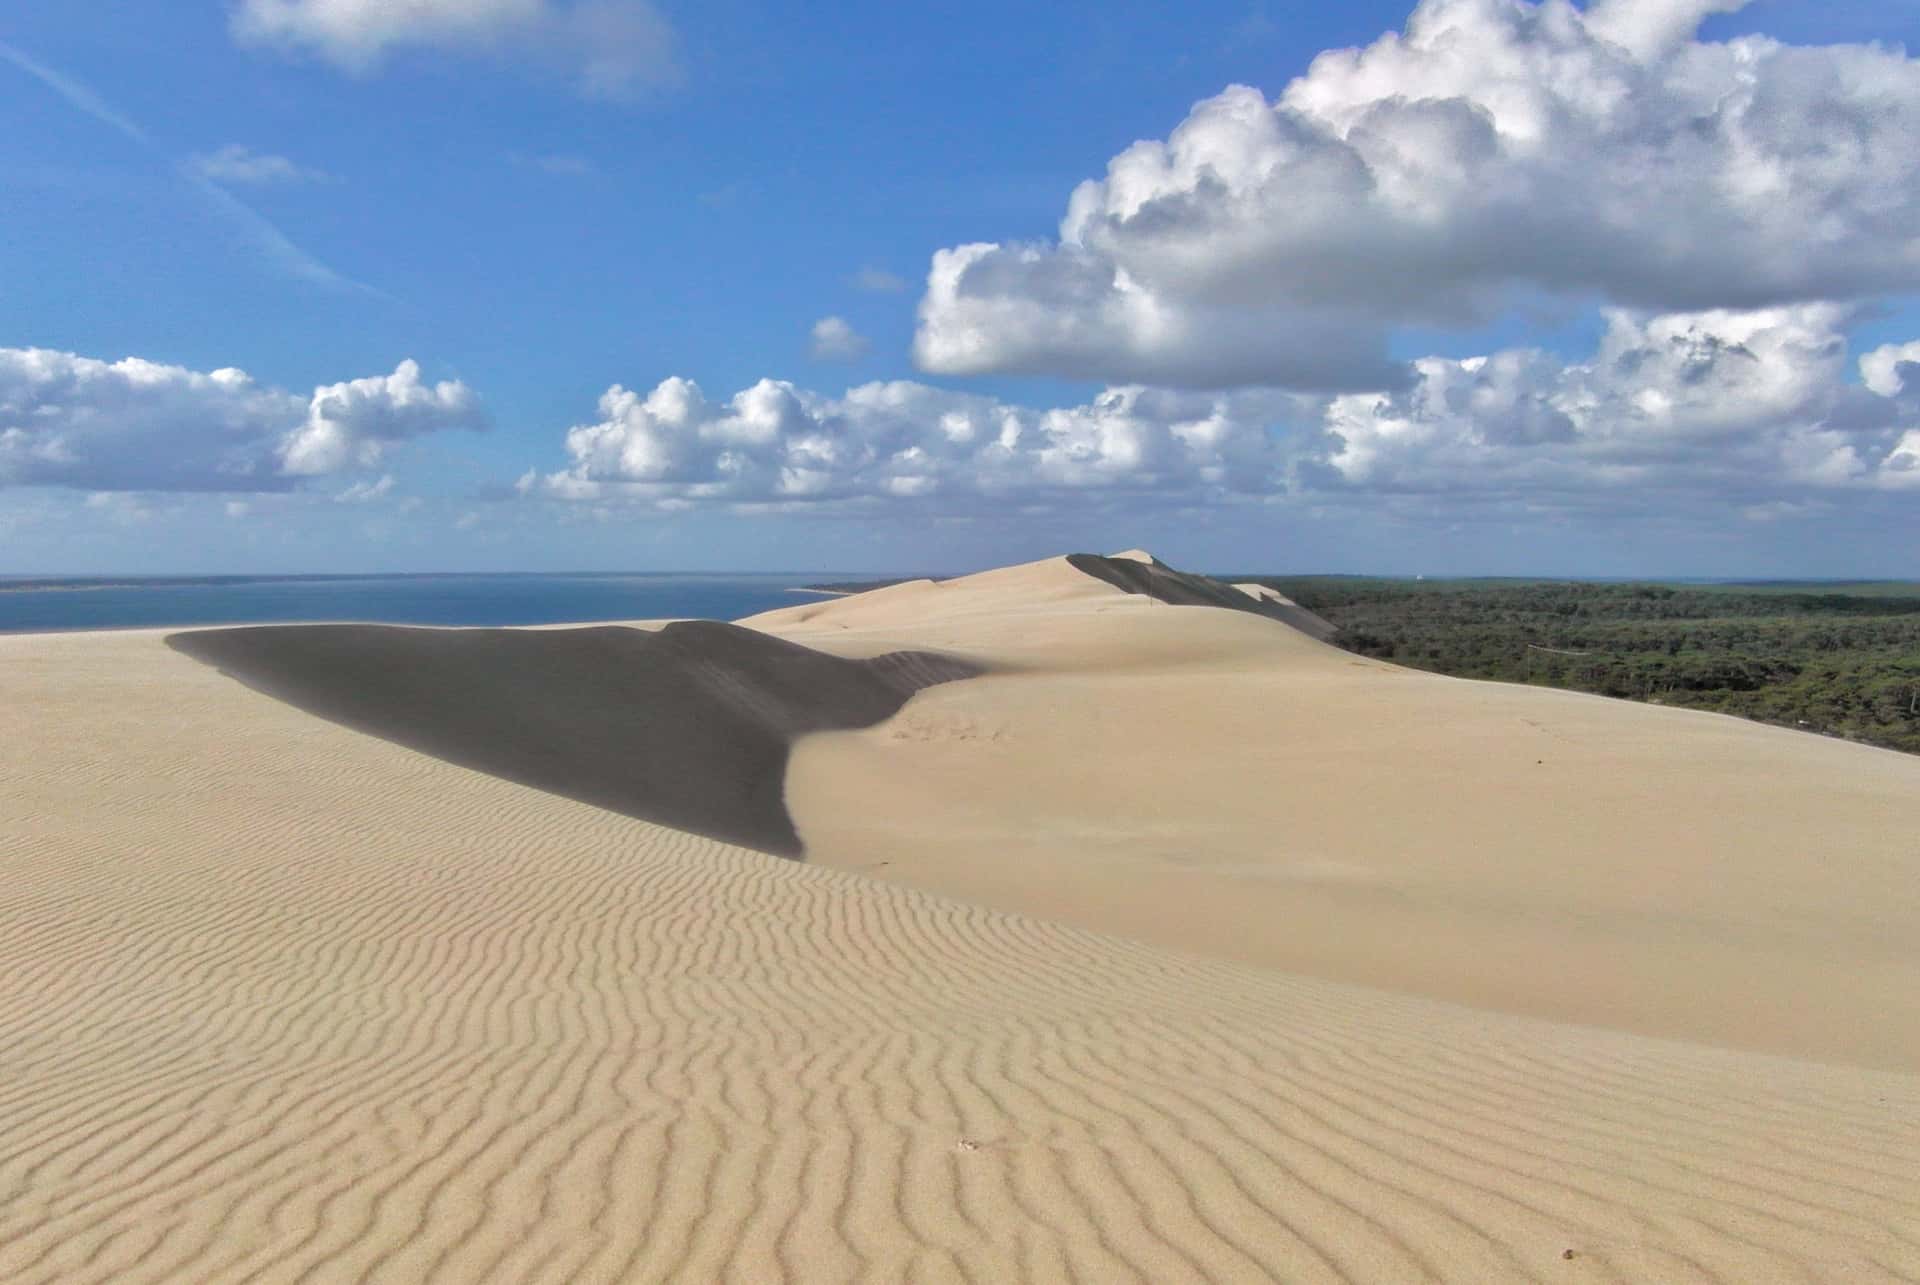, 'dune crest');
767,552,1920,1070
